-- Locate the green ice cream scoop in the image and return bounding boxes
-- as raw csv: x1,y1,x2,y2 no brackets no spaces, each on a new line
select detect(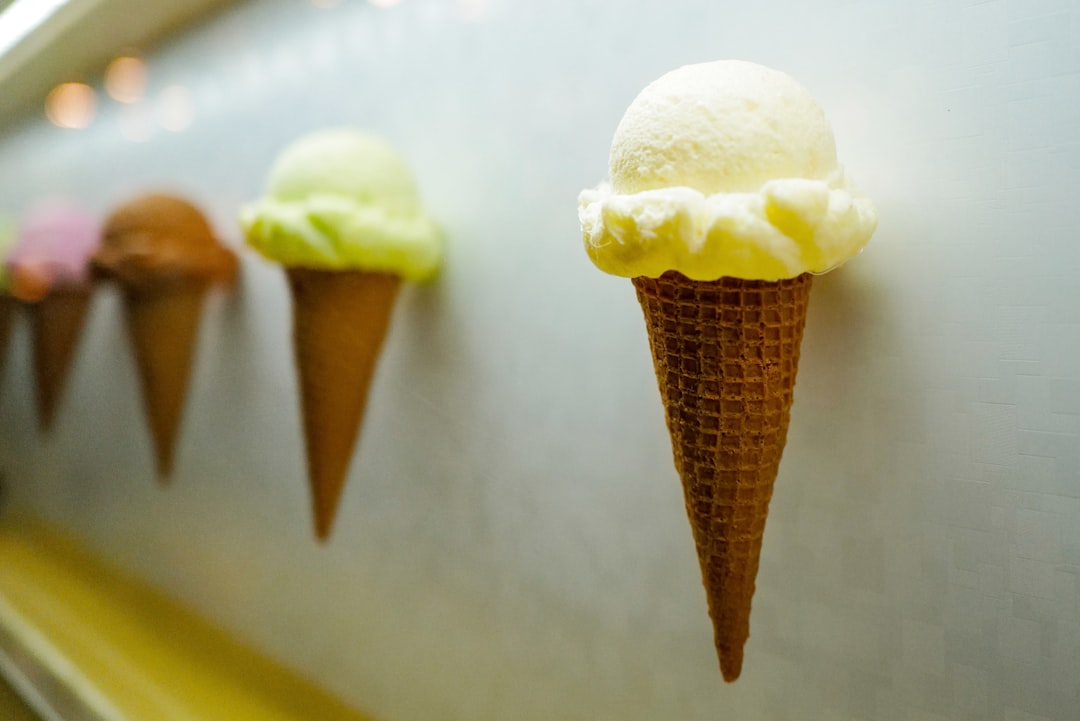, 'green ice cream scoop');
240,129,442,281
